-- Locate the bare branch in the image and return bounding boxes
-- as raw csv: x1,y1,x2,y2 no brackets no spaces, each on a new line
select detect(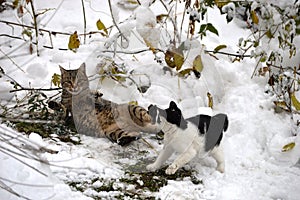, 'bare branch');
0,48,25,73
101,48,164,55
10,87,61,93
